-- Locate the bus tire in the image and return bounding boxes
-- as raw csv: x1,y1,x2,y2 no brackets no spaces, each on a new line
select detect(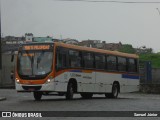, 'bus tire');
33,91,42,101
105,83,119,98
105,93,112,98
80,93,93,99
66,82,74,100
